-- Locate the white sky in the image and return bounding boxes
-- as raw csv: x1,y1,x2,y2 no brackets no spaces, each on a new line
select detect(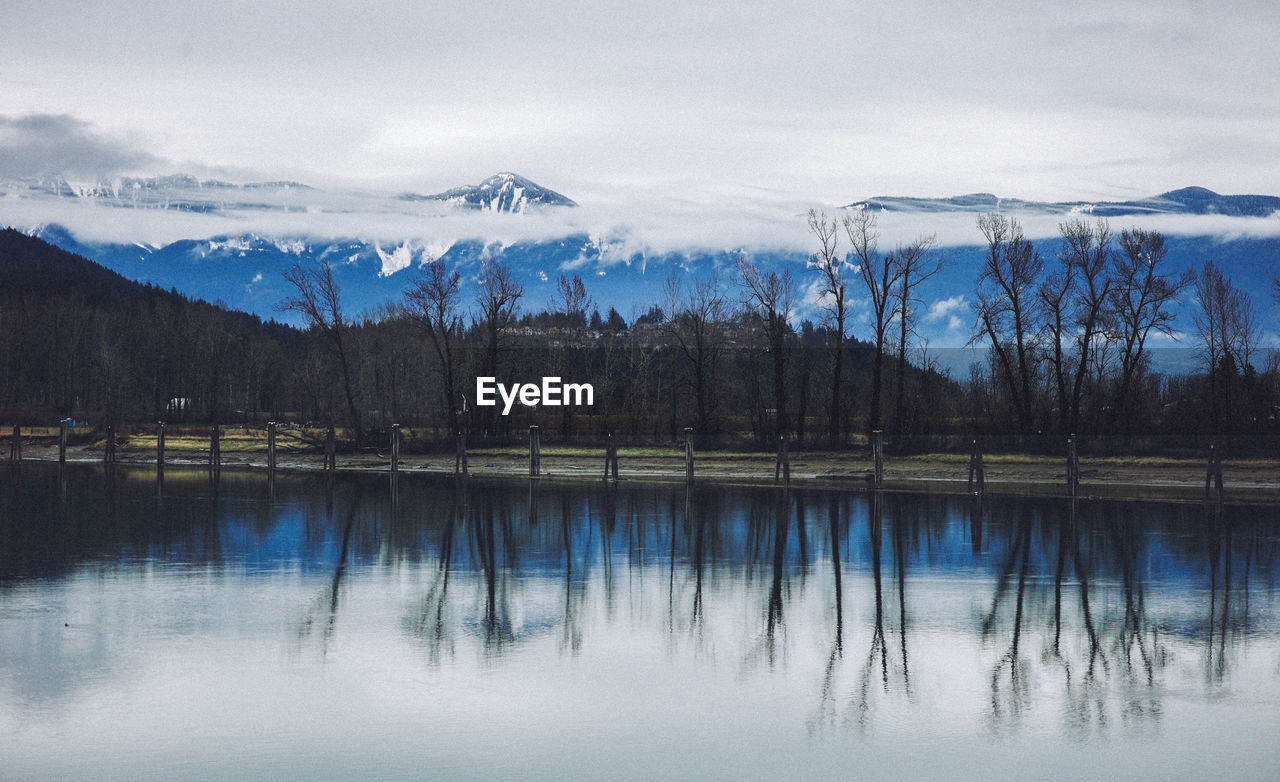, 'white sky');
2,0,1278,210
